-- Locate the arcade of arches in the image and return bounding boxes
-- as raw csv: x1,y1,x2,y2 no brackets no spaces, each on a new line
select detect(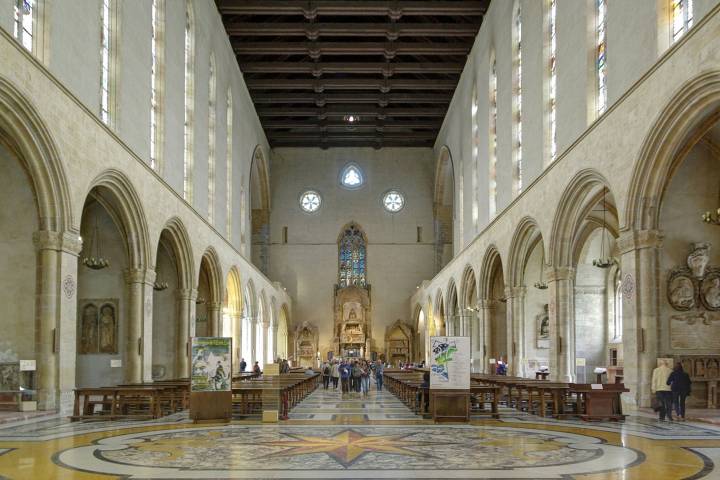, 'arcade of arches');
2,1,720,479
